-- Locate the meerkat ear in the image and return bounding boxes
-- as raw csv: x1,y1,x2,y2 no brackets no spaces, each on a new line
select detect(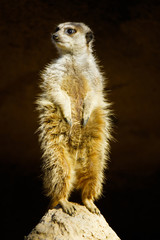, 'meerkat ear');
86,31,94,44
